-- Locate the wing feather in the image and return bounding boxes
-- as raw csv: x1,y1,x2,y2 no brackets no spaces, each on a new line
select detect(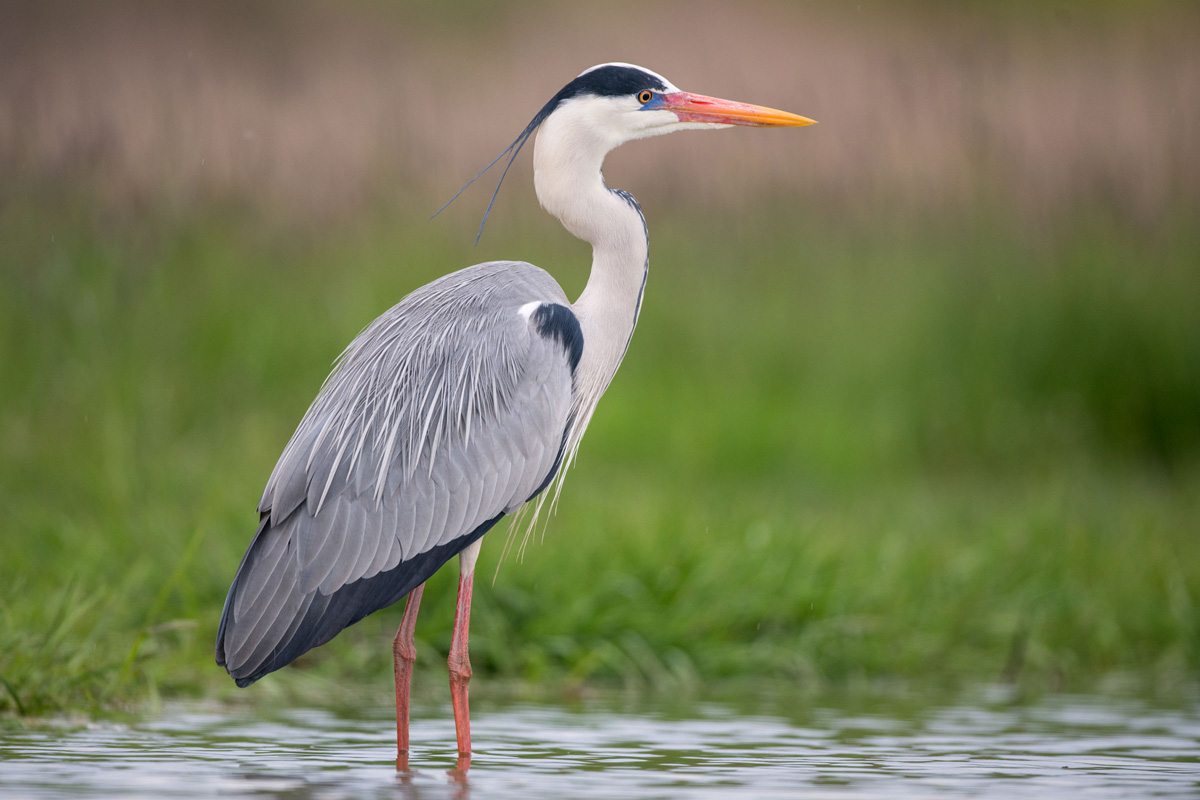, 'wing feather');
228,527,300,663
494,421,528,507
320,500,367,596
440,458,469,545
406,480,437,557
453,456,484,544
418,477,450,556
237,566,305,674
297,494,347,595
349,500,385,581
232,517,292,622
385,494,411,570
